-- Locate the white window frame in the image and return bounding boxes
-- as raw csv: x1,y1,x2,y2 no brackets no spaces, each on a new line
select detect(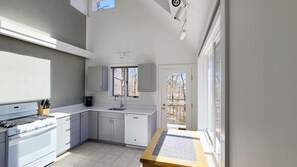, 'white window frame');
92,0,116,12
108,64,141,102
